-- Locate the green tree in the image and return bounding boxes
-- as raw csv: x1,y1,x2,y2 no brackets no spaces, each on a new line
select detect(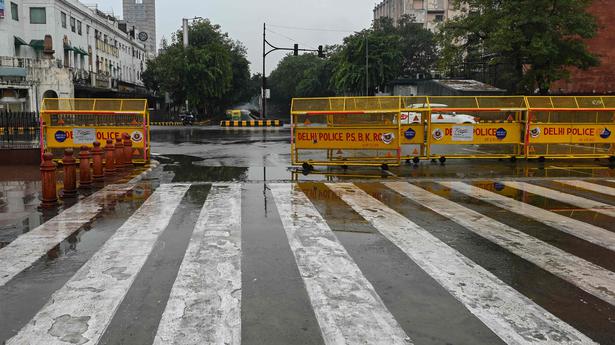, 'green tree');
331,28,403,95
268,53,334,114
438,0,599,94
142,19,253,118
393,15,439,78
